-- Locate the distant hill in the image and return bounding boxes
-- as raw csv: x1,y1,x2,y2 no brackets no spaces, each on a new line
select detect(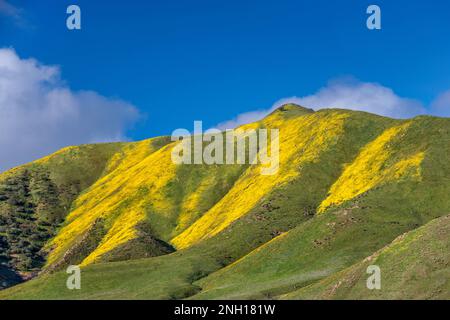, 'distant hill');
0,104,449,299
